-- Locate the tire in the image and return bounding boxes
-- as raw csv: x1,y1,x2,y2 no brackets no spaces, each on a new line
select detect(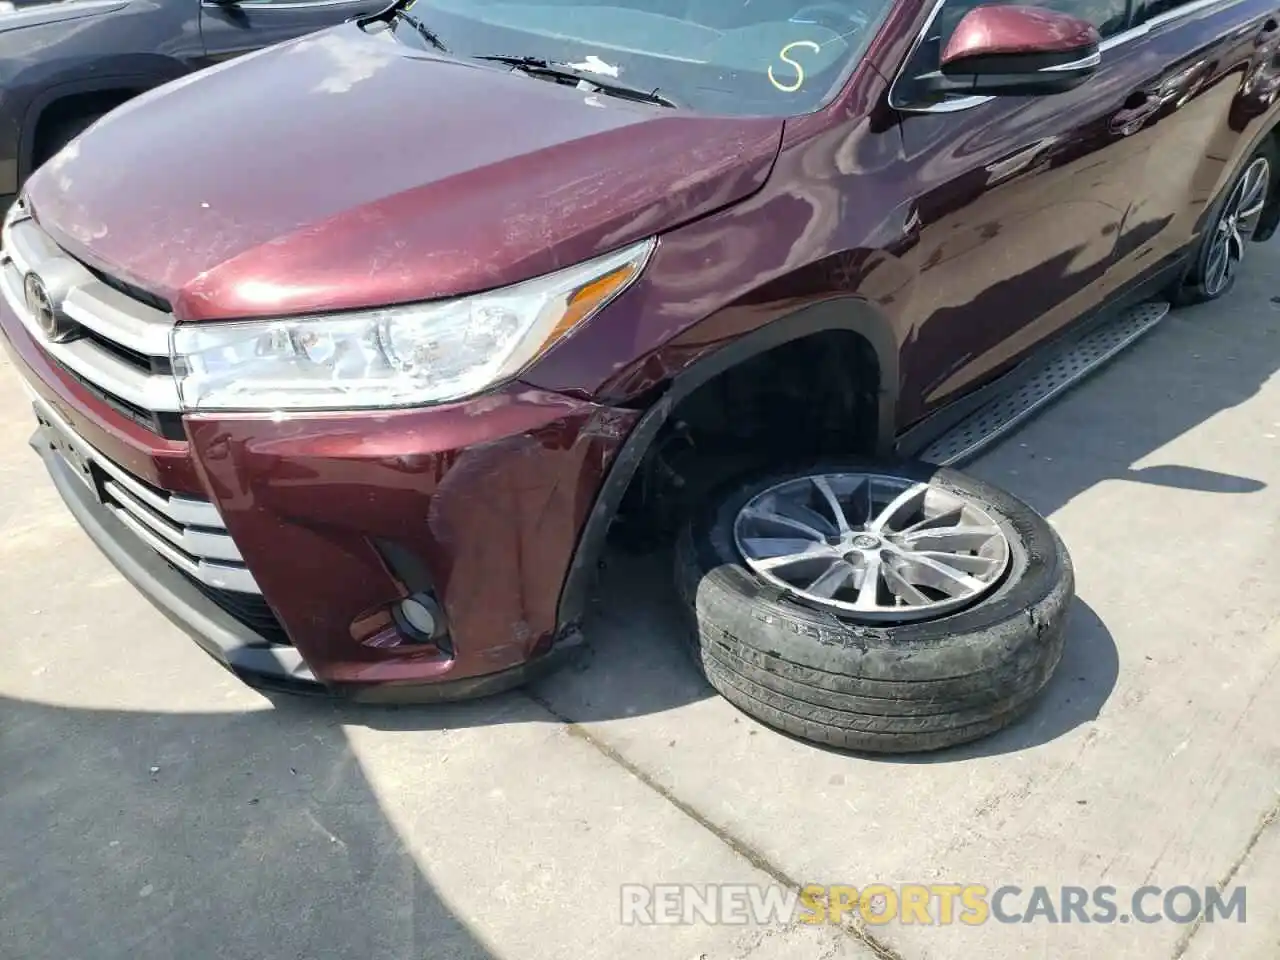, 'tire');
1171,136,1278,306
33,112,104,170
674,458,1074,753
